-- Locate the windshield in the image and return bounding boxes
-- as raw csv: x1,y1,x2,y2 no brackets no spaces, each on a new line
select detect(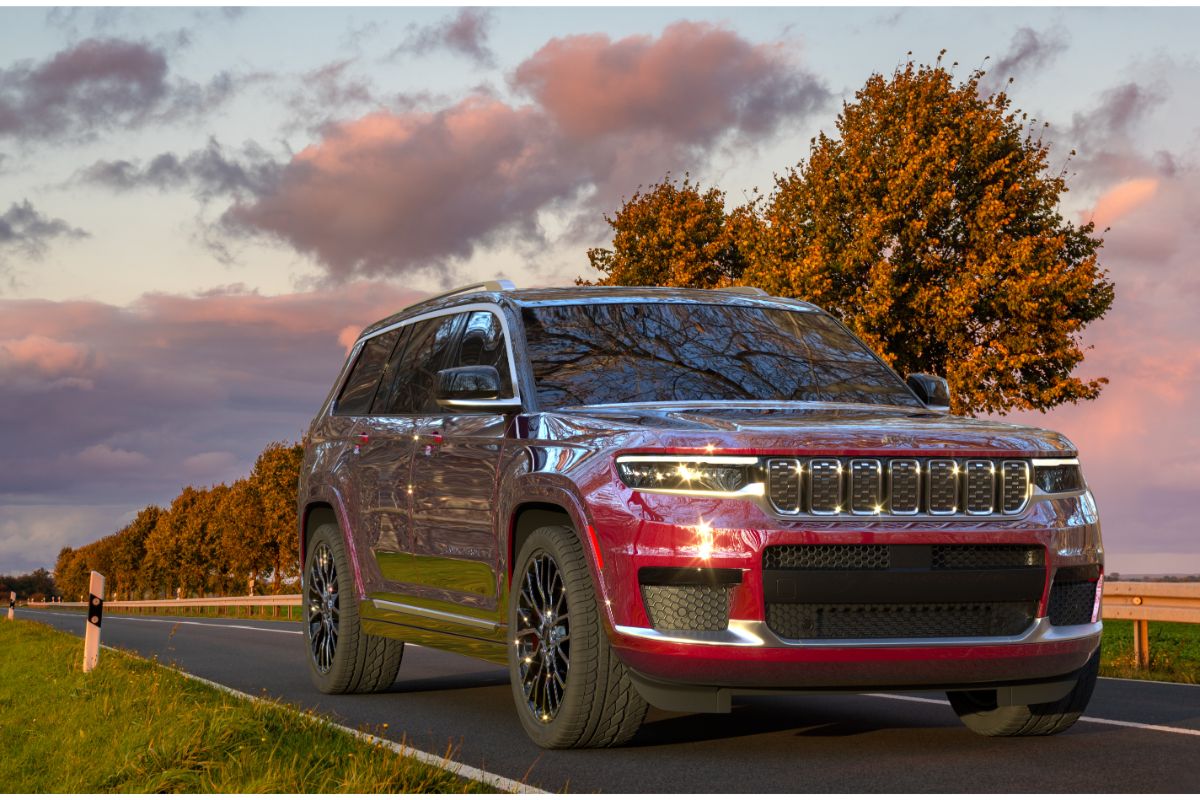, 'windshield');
521,302,921,408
